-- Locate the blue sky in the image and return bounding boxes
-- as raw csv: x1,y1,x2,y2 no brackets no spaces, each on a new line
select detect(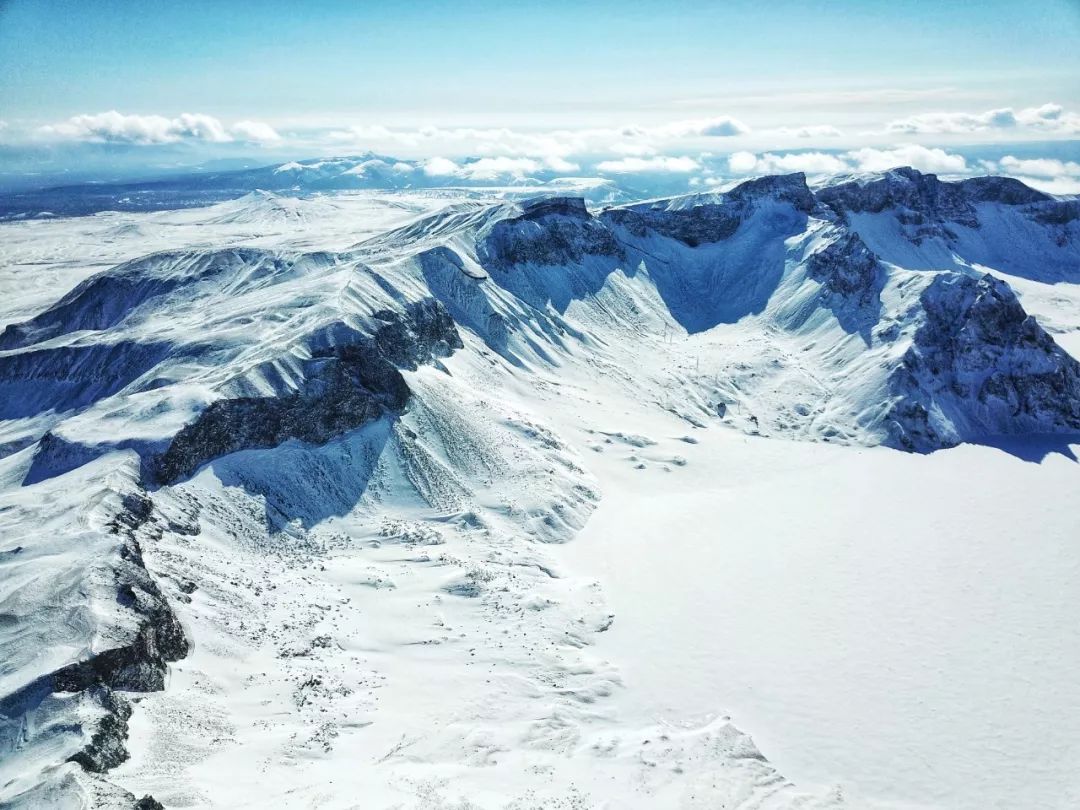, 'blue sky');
1,0,1079,188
